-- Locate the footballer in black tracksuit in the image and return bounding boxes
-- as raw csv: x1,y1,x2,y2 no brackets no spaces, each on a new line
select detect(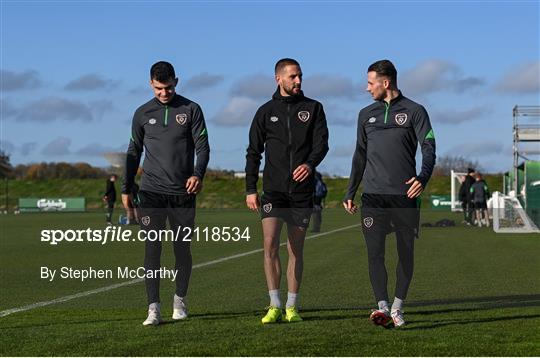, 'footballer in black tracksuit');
122,94,210,304
104,177,117,224
344,91,436,303
246,88,329,227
